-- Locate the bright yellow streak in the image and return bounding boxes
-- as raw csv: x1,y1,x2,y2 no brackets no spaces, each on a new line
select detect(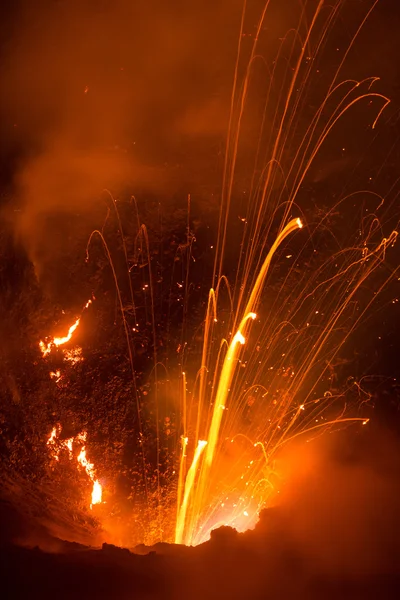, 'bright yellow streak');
176,435,188,526
41,0,398,548
204,312,256,470
175,440,207,545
